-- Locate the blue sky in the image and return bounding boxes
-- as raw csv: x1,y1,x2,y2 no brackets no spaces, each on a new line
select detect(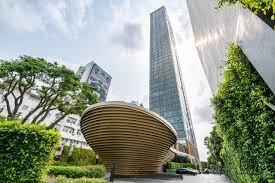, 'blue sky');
0,0,213,161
